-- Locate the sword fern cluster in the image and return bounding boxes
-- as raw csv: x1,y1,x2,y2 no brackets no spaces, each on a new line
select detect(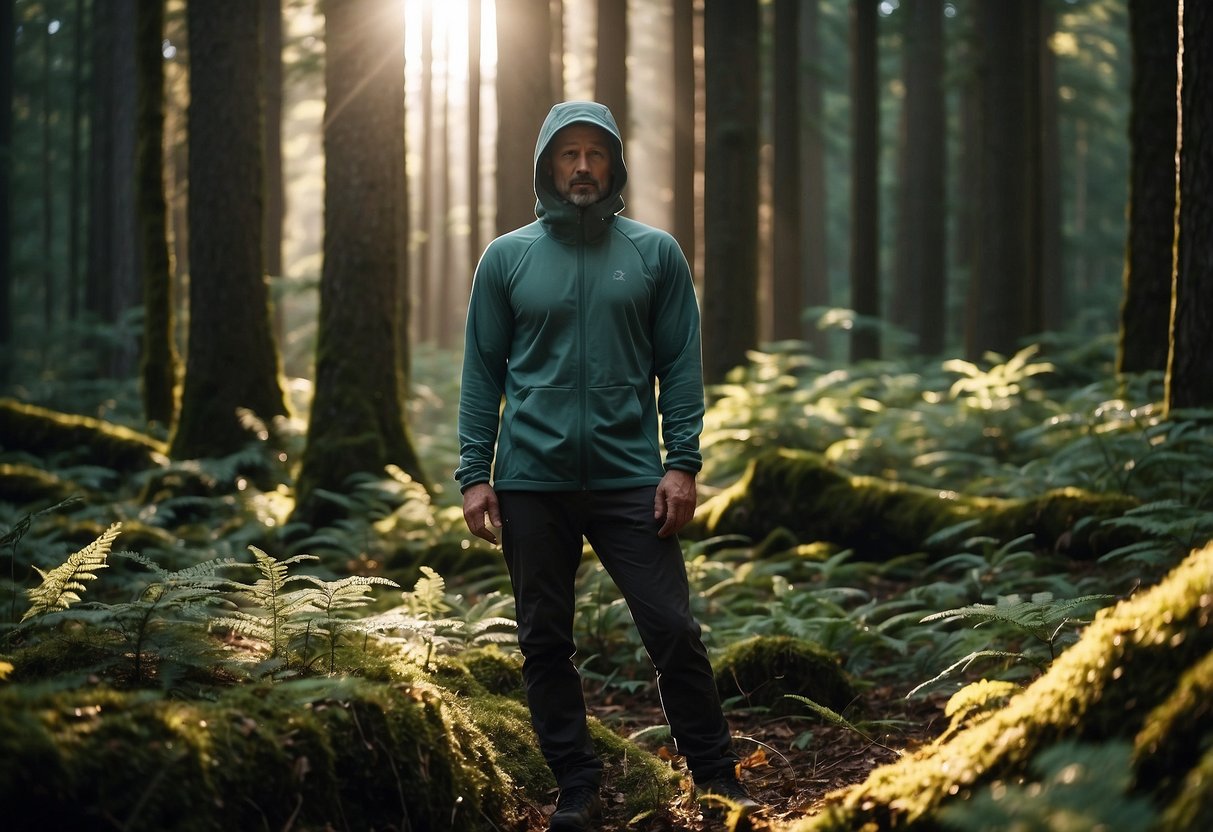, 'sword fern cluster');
5,522,509,685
